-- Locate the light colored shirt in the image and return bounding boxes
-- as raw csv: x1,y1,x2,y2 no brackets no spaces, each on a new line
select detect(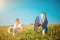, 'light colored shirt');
14,23,22,29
